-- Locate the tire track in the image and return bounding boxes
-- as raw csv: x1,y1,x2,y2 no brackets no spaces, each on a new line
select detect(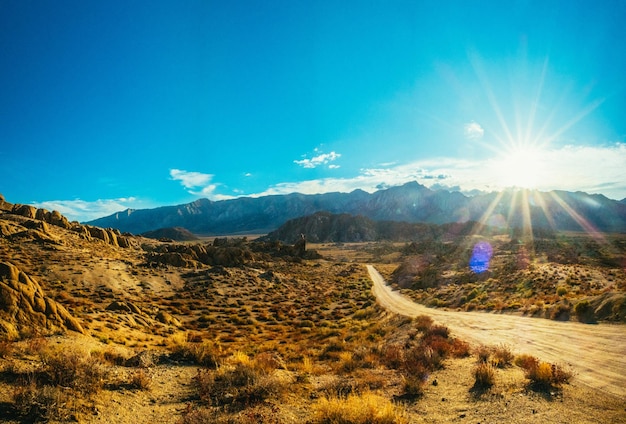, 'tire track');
367,265,626,398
